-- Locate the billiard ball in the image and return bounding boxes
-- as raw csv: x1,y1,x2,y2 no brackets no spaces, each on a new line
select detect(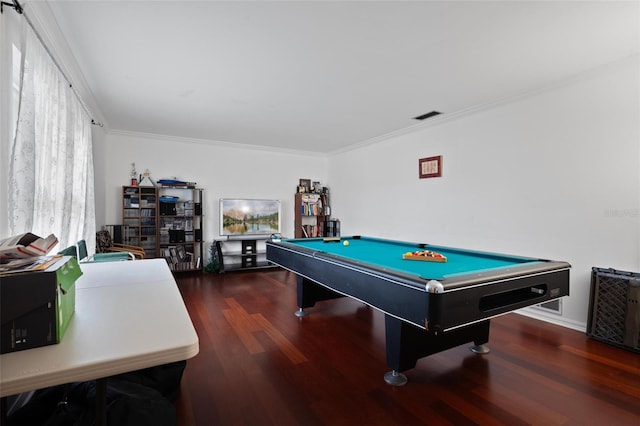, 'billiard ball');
343,240,349,246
